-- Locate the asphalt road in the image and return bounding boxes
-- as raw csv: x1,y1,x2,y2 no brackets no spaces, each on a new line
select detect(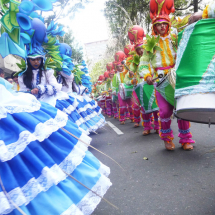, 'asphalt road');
91,117,215,215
